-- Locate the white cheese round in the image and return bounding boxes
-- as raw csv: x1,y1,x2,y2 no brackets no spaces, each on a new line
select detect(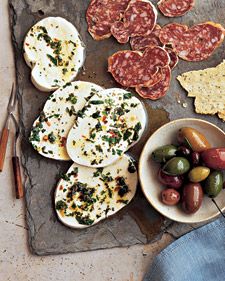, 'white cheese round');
66,88,147,167
23,17,85,92
29,81,103,160
55,154,138,228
